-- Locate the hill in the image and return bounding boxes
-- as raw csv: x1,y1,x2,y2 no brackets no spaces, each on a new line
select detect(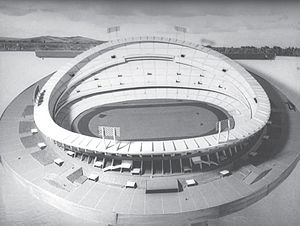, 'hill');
0,36,105,51
0,36,299,59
